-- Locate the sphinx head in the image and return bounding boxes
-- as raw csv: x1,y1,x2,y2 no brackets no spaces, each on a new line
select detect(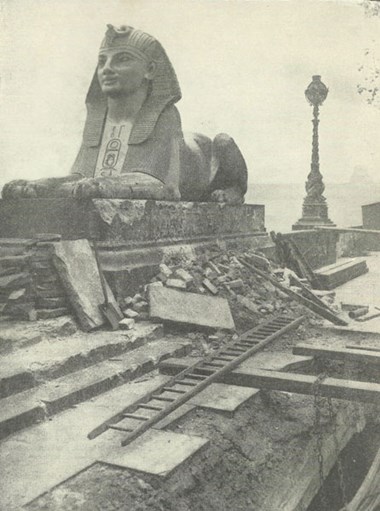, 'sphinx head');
97,25,157,98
